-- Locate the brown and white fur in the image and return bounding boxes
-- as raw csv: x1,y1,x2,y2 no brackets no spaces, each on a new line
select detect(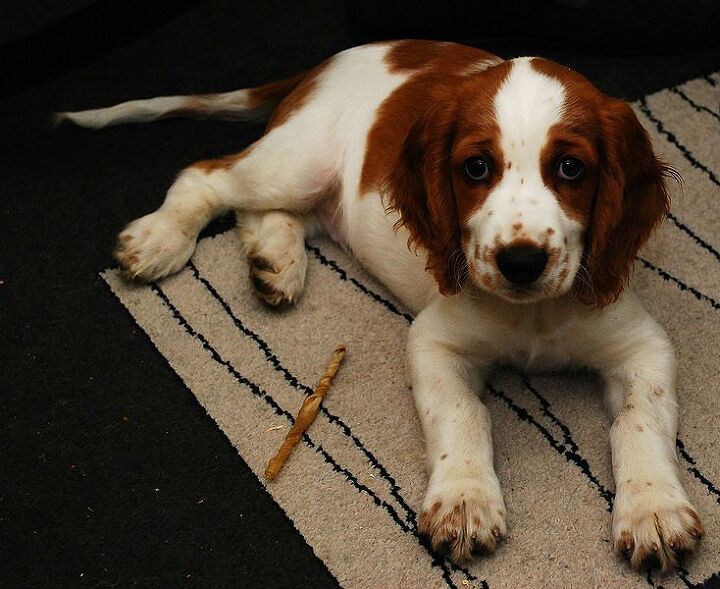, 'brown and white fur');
57,40,702,571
